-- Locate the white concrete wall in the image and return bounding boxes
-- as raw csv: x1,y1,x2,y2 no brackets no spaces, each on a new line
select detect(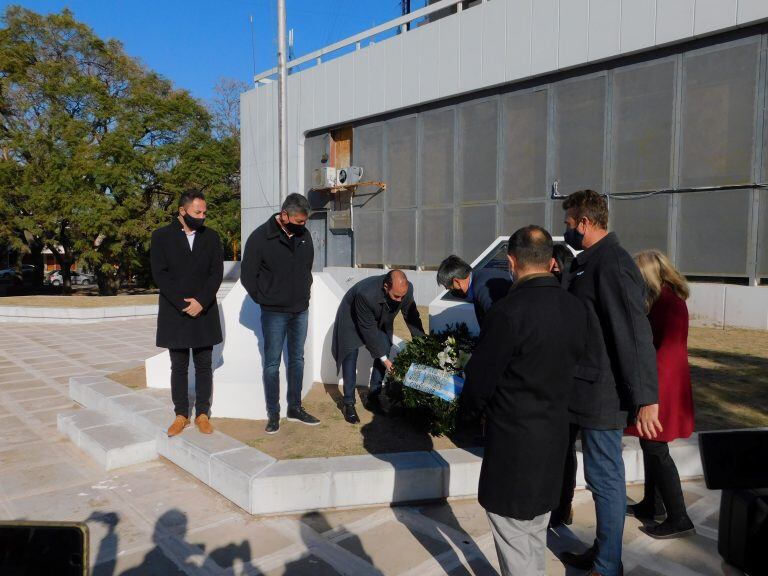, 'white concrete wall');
689,283,768,330
241,0,768,241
